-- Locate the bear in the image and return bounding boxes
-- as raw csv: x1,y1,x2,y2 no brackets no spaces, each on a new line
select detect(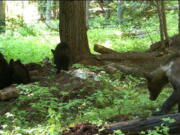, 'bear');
51,42,70,73
0,53,12,89
9,59,31,84
144,56,180,115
